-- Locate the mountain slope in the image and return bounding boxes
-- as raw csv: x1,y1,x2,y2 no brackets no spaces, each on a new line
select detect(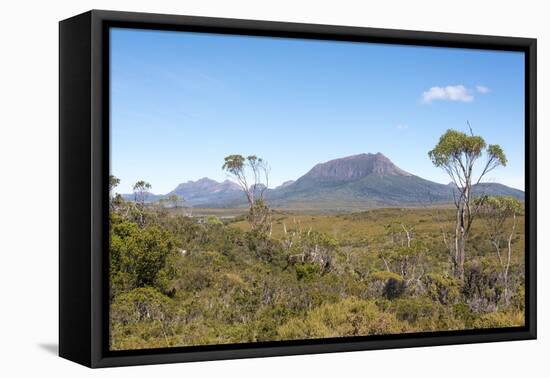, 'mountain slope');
471,182,525,200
